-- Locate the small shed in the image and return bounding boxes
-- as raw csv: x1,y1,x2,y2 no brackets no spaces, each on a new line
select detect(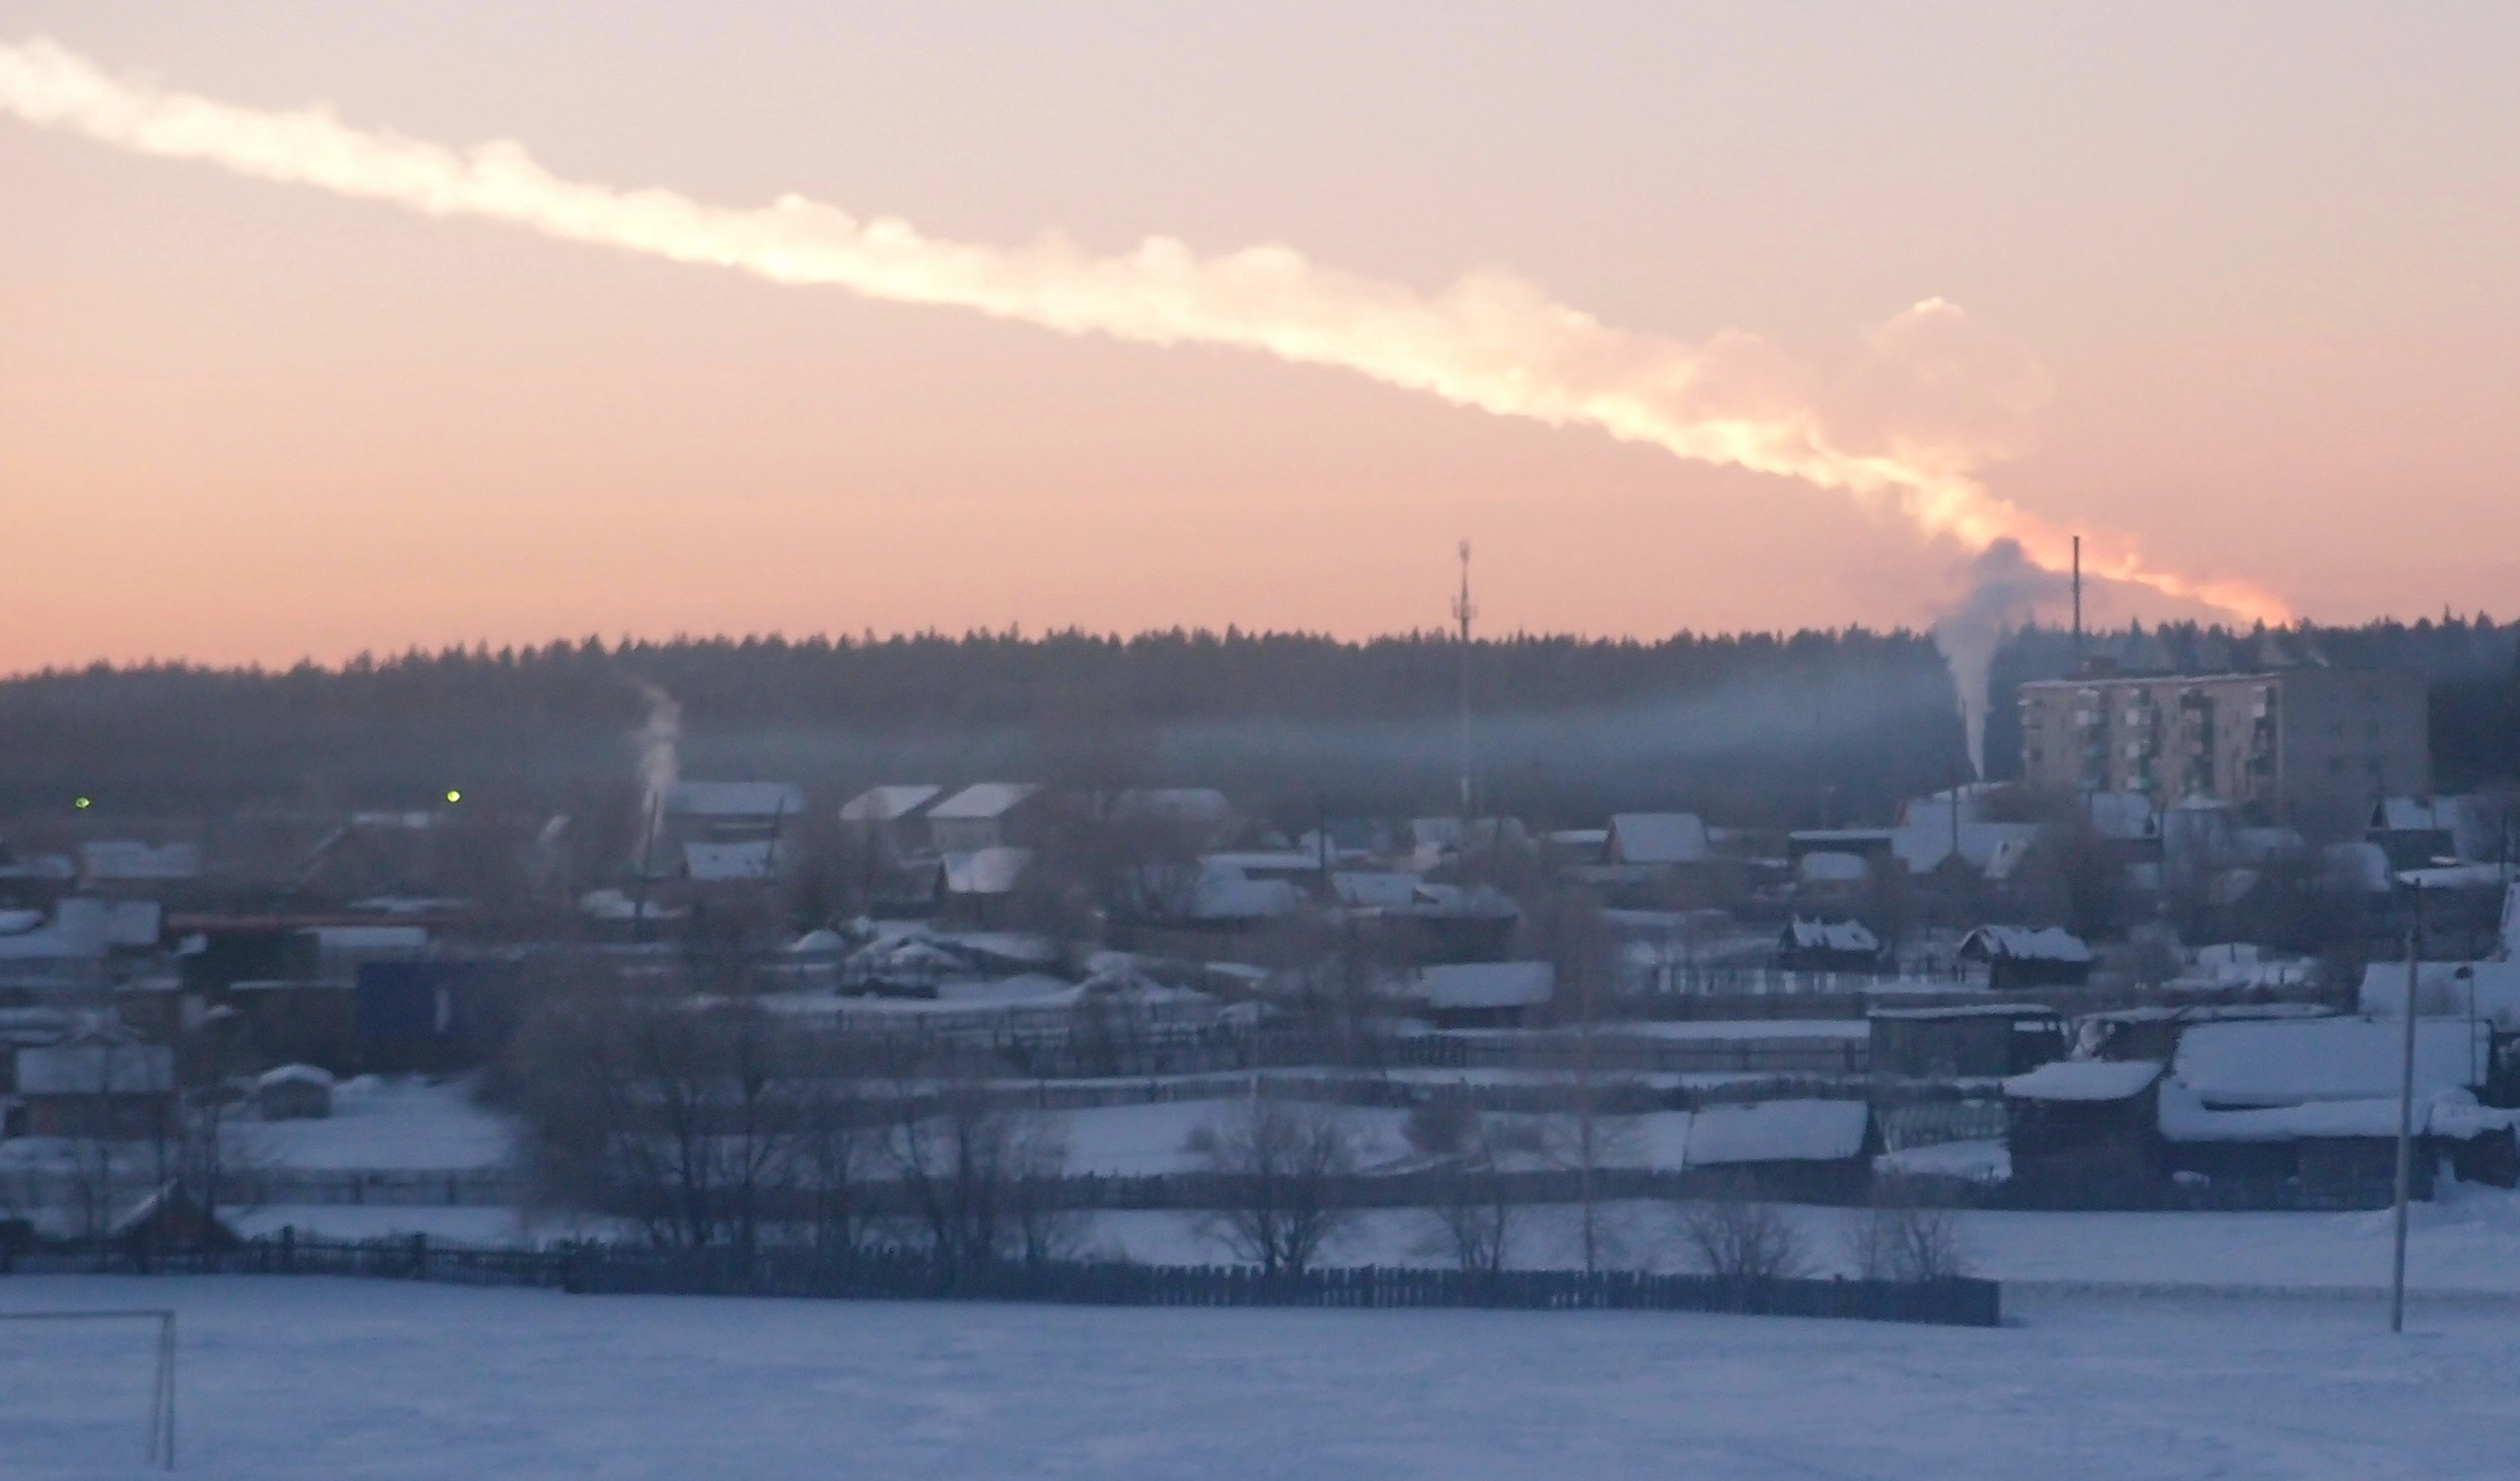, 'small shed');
1869,1003,2066,1080
1417,961,1555,1029
1957,926,2095,992
255,1062,335,1120
2002,1059,2163,1208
